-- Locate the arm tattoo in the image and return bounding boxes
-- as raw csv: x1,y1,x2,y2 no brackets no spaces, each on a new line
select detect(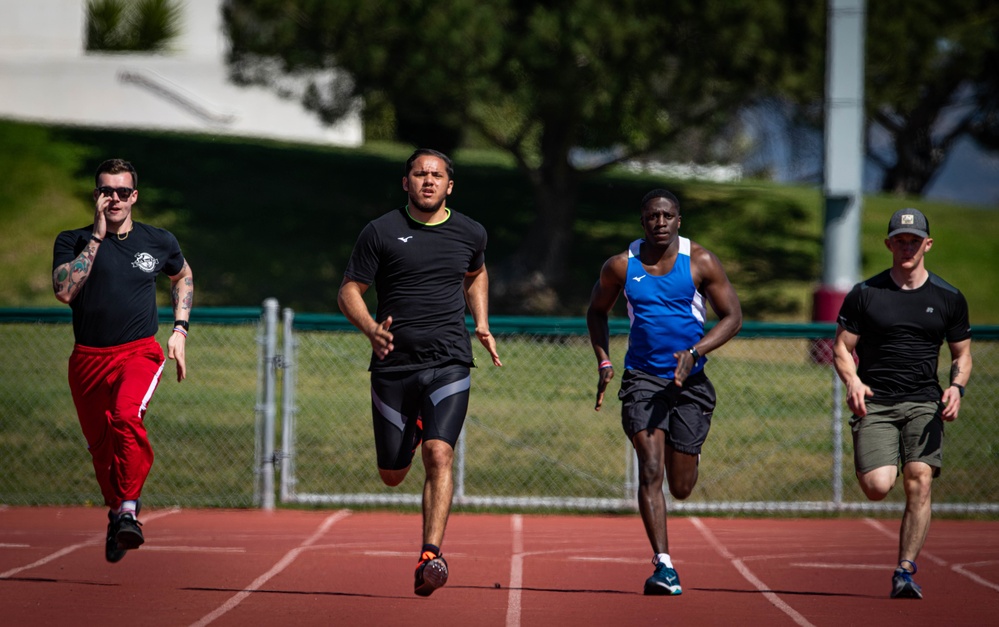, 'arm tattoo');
54,239,99,299
950,363,962,385
172,262,194,312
